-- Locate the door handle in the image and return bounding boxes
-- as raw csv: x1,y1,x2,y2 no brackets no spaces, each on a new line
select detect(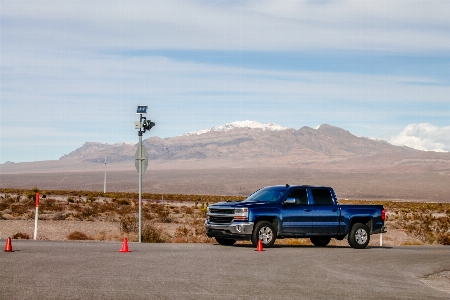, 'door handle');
304,209,312,212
